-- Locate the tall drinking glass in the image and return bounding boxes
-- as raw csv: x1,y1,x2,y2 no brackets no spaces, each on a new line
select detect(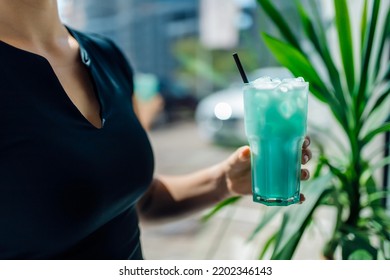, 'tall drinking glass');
243,77,309,206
